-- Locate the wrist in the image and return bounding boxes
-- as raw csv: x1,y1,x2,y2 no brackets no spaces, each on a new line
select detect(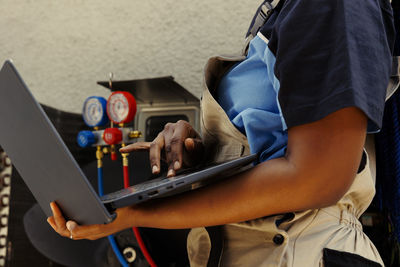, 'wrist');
113,204,150,229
